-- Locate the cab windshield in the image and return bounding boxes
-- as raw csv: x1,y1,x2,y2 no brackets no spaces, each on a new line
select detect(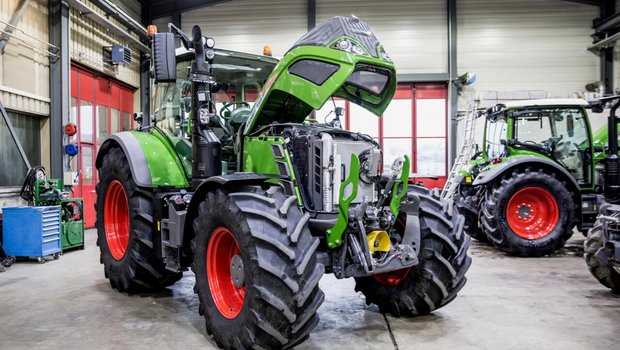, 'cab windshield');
153,50,277,140
511,107,591,183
